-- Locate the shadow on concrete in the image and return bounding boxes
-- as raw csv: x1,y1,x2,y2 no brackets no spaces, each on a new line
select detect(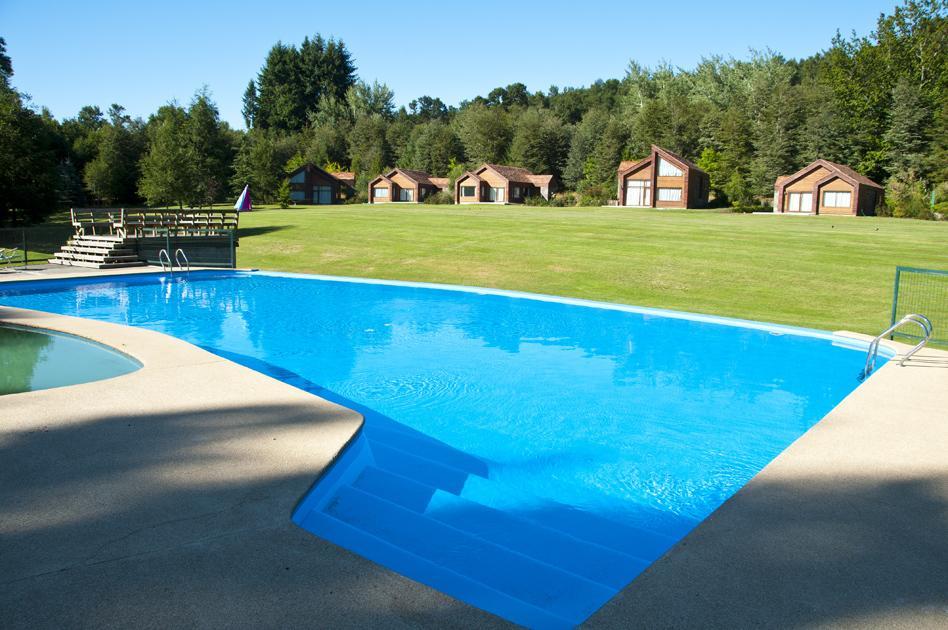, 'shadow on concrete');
586,474,948,629
0,401,507,630
3,396,945,629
